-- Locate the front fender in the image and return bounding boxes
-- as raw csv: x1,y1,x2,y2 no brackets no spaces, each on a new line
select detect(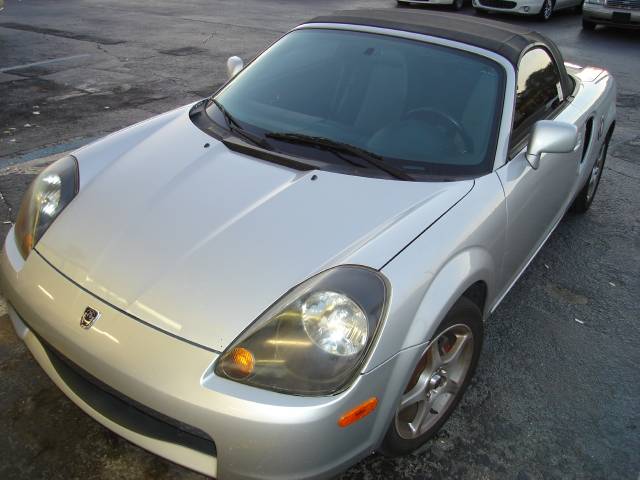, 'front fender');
363,172,506,373
365,247,496,376
410,247,496,340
